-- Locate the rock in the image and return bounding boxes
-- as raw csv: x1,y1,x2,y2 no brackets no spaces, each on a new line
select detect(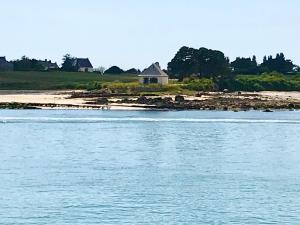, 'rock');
195,92,203,97
175,95,185,102
137,96,148,104
96,98,109,105
263,109,273,112
163,97,173,103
